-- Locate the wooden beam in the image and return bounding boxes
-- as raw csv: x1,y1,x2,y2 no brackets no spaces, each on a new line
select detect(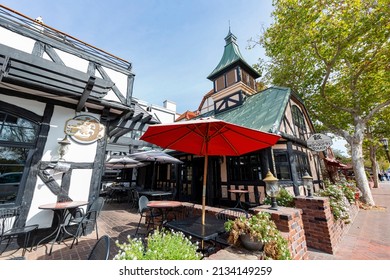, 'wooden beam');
87,61,96,76
0,44,114,97
76,76,95,112
32,41,45,57
0,18,133,75
96,64,126,104
44,45,65,65
108,110,134,131
126,74,135,106
0,55,9,81
110,113,143,139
